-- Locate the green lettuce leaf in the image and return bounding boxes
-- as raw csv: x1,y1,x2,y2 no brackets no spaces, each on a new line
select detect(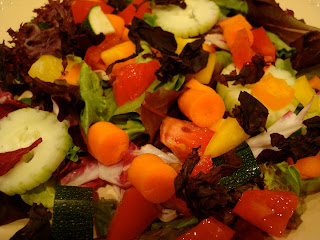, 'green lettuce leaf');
261,162,301,196
213,0,248,17
275,58,297,77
